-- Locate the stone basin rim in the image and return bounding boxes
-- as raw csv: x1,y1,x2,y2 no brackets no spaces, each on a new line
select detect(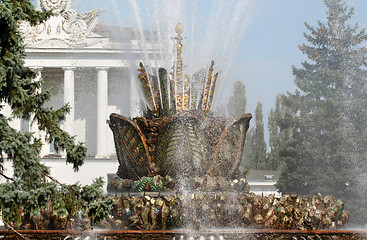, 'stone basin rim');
1,229,366,235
